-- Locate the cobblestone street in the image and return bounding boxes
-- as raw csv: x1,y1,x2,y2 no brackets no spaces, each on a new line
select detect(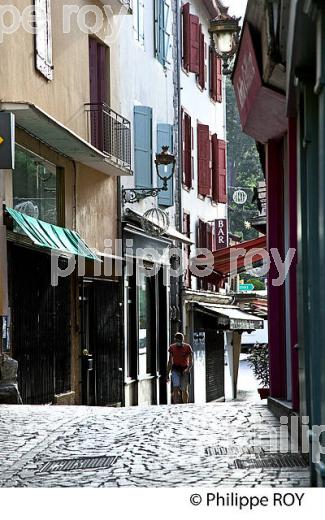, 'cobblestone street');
0,401,310,488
